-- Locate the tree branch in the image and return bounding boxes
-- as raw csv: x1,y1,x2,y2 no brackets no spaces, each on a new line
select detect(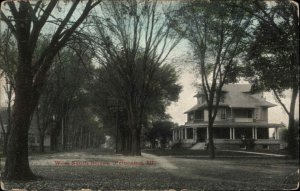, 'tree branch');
29,0,58,53
272,88,290,116
0,11,17,37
